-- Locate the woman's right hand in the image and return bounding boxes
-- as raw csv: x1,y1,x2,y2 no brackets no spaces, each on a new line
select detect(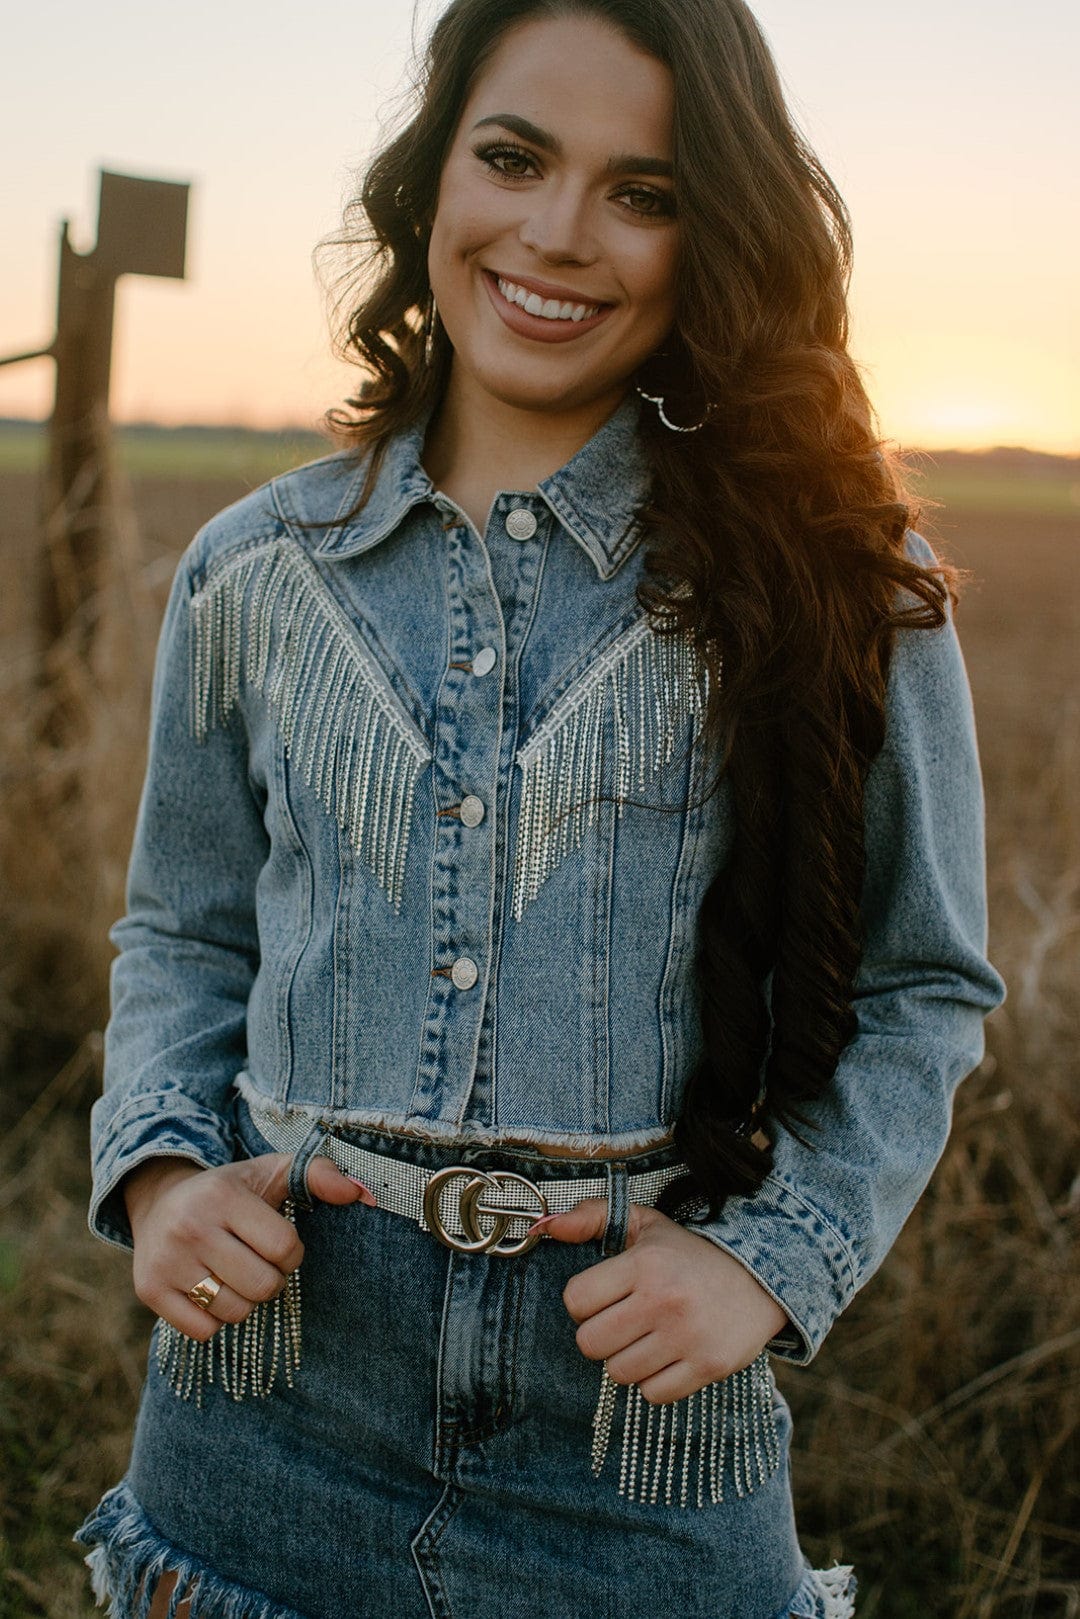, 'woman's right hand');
120,1153,374,1339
